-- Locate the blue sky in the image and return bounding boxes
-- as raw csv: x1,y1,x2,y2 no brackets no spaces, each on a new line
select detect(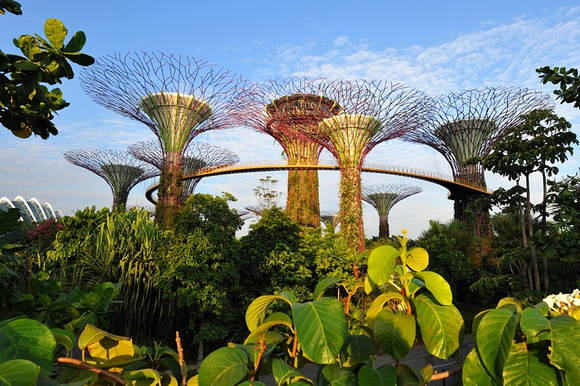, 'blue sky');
1,1,579,238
